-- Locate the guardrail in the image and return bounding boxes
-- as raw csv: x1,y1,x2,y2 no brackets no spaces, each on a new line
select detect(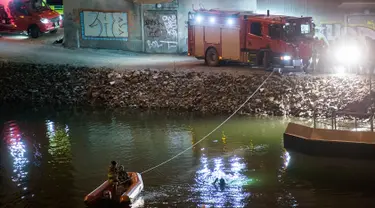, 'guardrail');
313,110,374,132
